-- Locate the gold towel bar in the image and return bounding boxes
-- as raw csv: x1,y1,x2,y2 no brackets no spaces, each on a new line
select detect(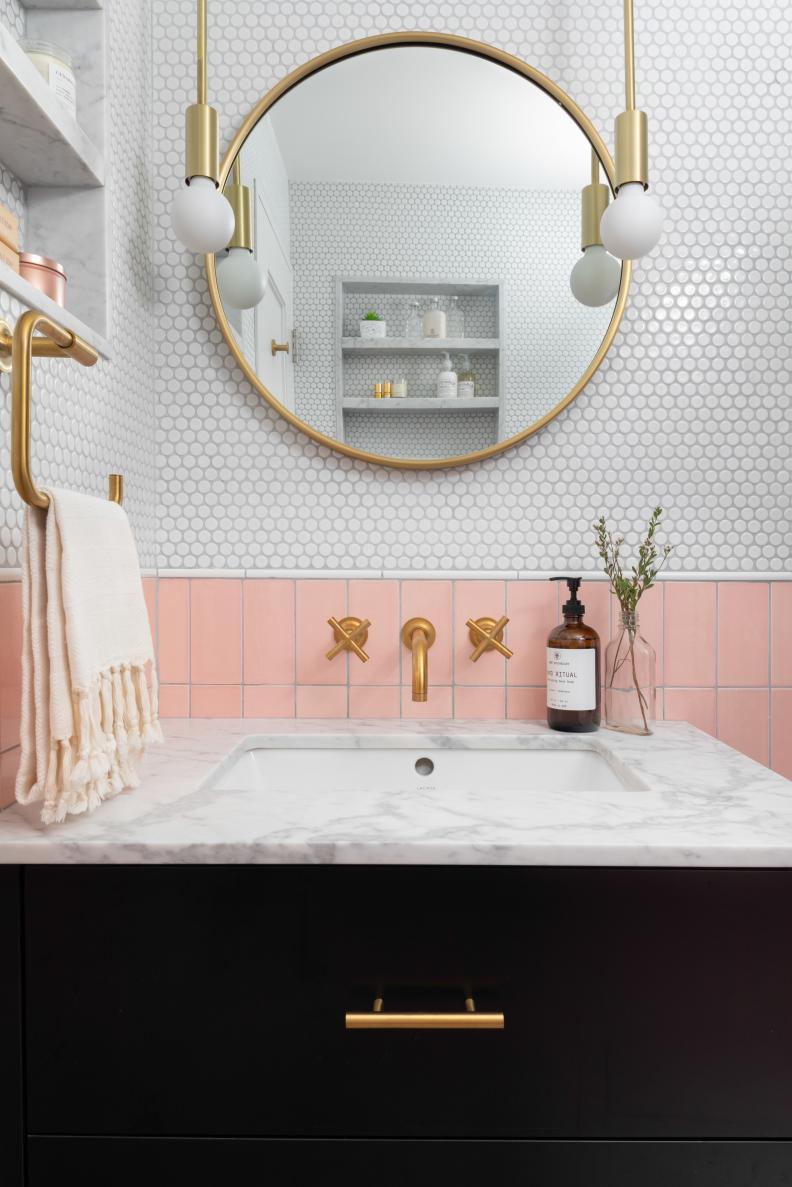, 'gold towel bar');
0,312,123,509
